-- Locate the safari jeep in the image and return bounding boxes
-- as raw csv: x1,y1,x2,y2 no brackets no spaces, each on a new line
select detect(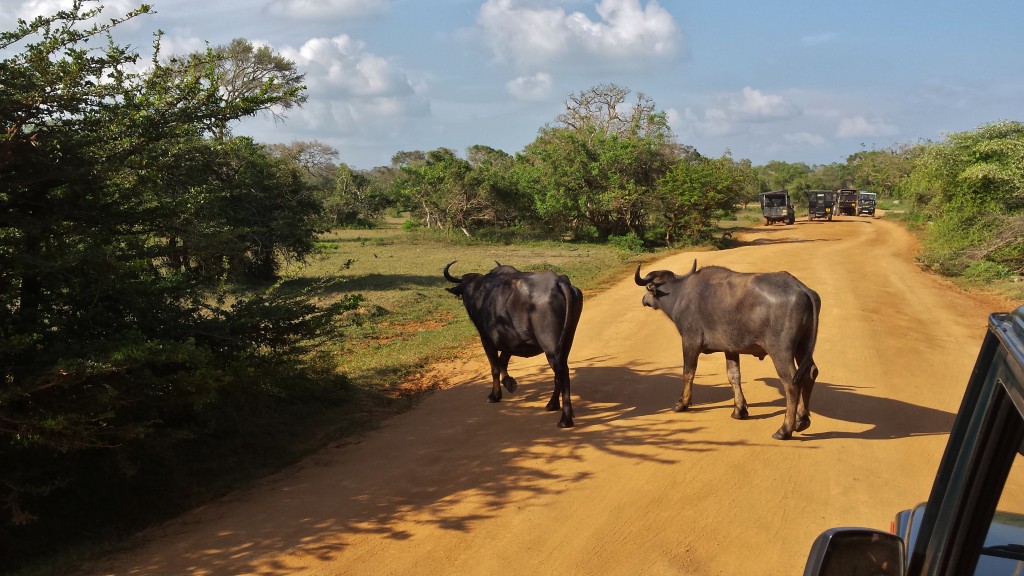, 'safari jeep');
807,190,835,221
759,190,796,225
857,191,877,216
803,304,1024,576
